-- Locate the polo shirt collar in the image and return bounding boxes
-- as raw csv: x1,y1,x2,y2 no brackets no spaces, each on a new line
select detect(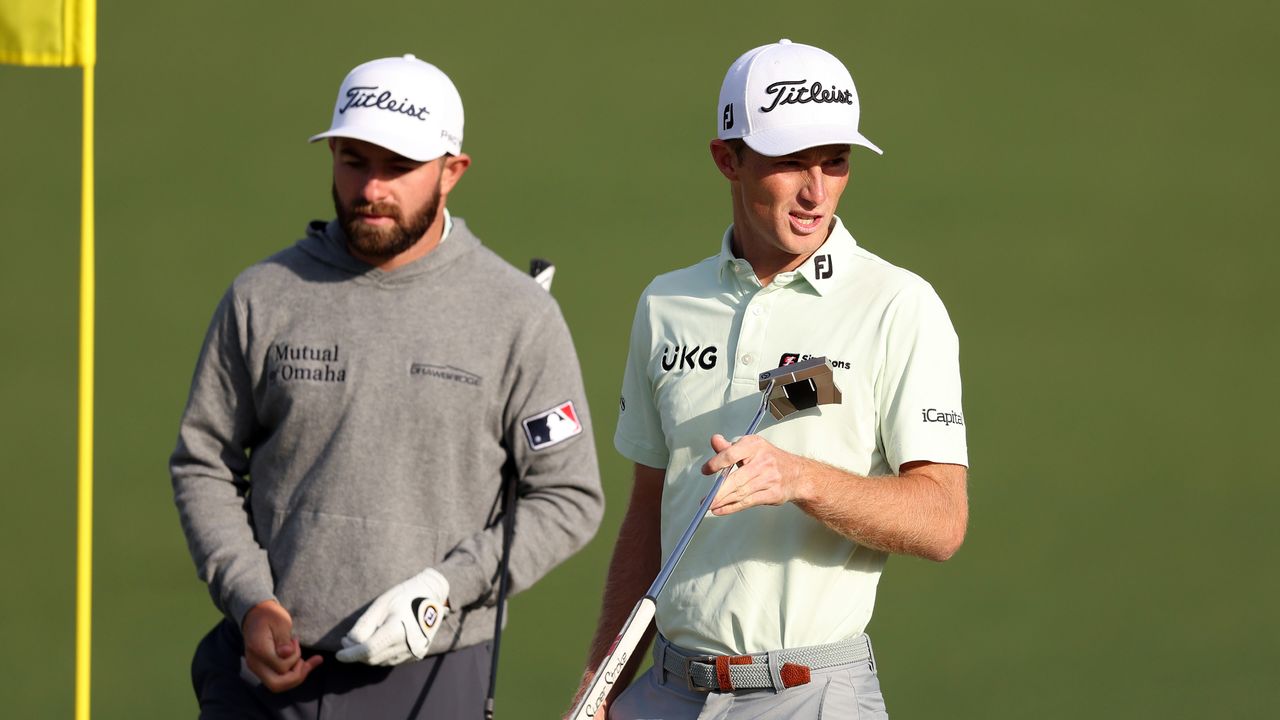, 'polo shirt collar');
717,225,760,287
795,216,857,296
716,216,859,296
